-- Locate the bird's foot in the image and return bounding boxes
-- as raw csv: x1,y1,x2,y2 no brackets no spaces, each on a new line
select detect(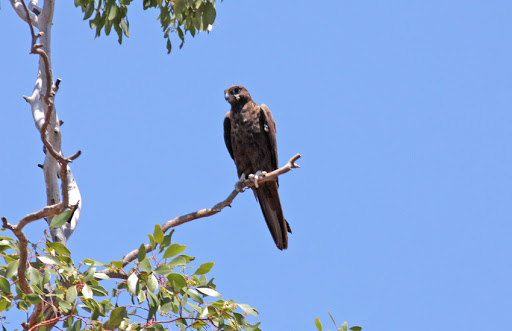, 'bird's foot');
248,170,267,188
235,173,247,192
